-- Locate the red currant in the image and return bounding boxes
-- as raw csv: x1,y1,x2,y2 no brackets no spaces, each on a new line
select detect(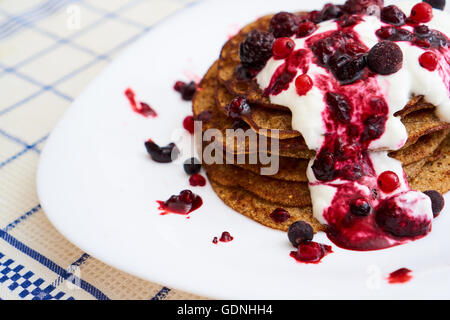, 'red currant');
183,115,195,134
419,51,438,71
410,2,433,23
273,37,295,59
295,74,313,96
377,171,400,194
297,21,317,38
